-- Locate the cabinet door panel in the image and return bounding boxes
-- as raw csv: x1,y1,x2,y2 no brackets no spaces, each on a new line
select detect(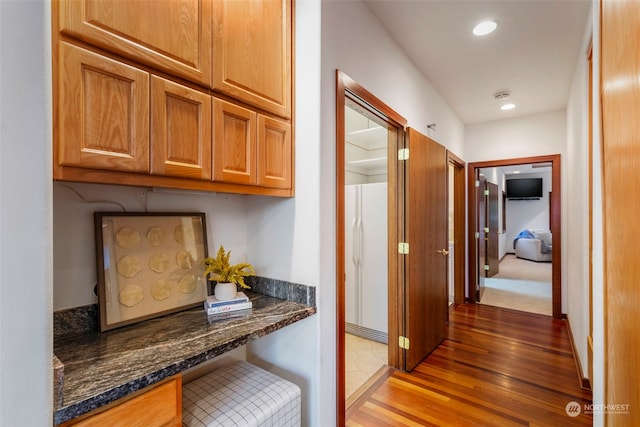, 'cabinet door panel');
213,99,256,185
58,42,149,172
59,0,211,86
212,0,291,118
67,376,181,427
257,115,292,189
151,76,212,180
